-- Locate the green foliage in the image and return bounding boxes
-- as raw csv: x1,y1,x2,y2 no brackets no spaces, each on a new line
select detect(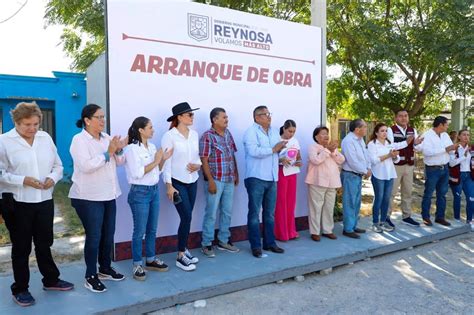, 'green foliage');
45,0,105,72
327,0,473,123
